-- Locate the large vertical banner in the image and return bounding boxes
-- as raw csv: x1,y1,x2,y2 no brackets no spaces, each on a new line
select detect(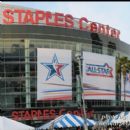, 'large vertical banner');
83,52,116,100
121,73,130,101
37,48,72,100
